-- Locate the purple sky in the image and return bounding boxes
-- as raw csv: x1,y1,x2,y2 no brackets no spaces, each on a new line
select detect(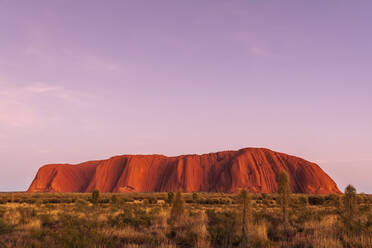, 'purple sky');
0,1,371,193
